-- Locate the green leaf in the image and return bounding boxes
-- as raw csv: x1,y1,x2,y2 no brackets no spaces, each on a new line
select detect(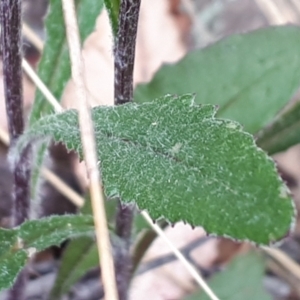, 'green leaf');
0,215,94,291
30,143,48,201
104,0,120,37
29,0,104,124
50,236,98,299
133,212,151,237
17,94,295,244
0,229,27,289
185,252,271,300
256,101,300,154
134,26,300,134
20,215,94,251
